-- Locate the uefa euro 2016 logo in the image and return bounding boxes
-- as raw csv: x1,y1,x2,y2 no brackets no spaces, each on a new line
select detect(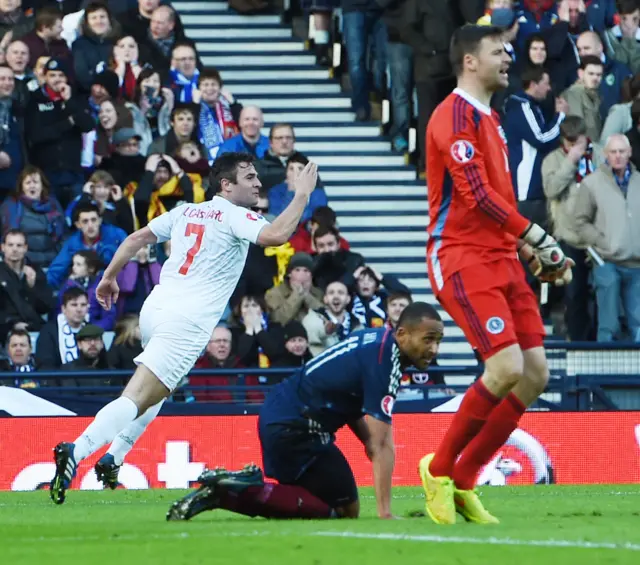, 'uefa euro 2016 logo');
450,140,475,163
